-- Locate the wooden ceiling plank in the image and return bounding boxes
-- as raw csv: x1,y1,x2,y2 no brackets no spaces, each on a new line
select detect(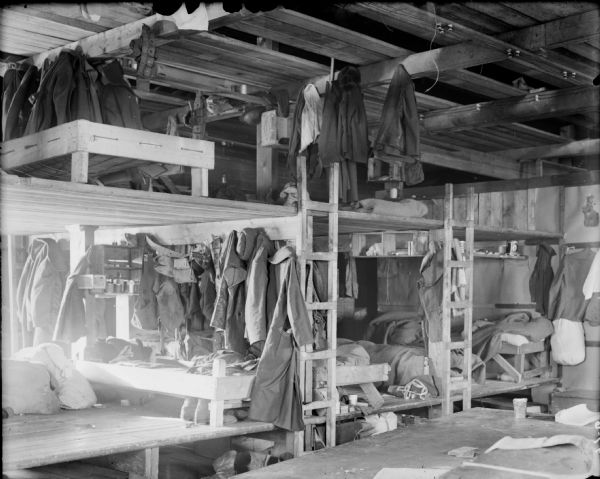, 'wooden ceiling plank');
500,2,597,22
564,43,600,64
461,2,538,30
267,8,410,57
185,31,330,71
499,9,600,50
422,85,599,132
229,17,382,64
435,3,509,34
0,9,98,40
0,26,74,49
3,4,122,31
156,49,296,88
494,138,600,160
